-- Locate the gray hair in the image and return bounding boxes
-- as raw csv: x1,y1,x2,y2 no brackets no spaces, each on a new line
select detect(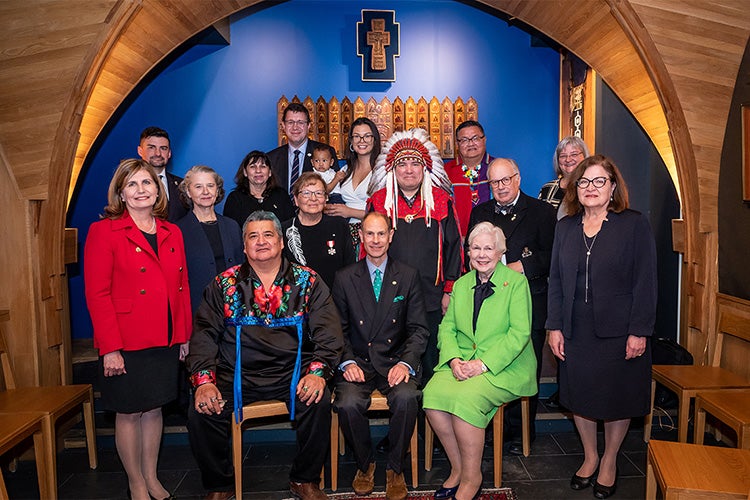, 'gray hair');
552,136,590,177
467,221,507,256
242,210,283,238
